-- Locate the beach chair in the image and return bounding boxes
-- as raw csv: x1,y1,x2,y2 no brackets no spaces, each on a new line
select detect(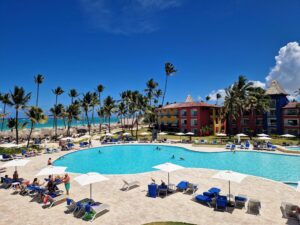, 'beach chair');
0,154,13,161
195,194,212,207
0,177,13,189
46,194,68,208
122,179,140,191
216,195,227,211
245,143,250,150
176,181,189,191
184,183,198,194
230,144,236,151
234,194,248,209
247,199,261,215
83,203,110,222
280,202,299,220
225,144,231,149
